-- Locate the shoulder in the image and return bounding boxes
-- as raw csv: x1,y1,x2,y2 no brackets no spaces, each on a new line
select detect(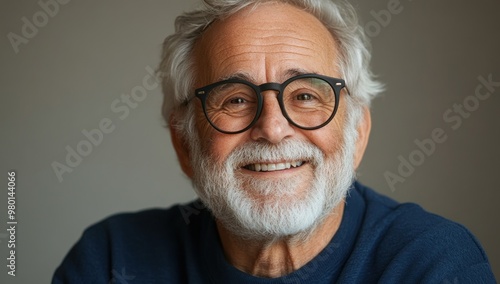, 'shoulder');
85,198,208,240
348,182,495,283
355,182,456,240
355,182,483,250
53,200,209,283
